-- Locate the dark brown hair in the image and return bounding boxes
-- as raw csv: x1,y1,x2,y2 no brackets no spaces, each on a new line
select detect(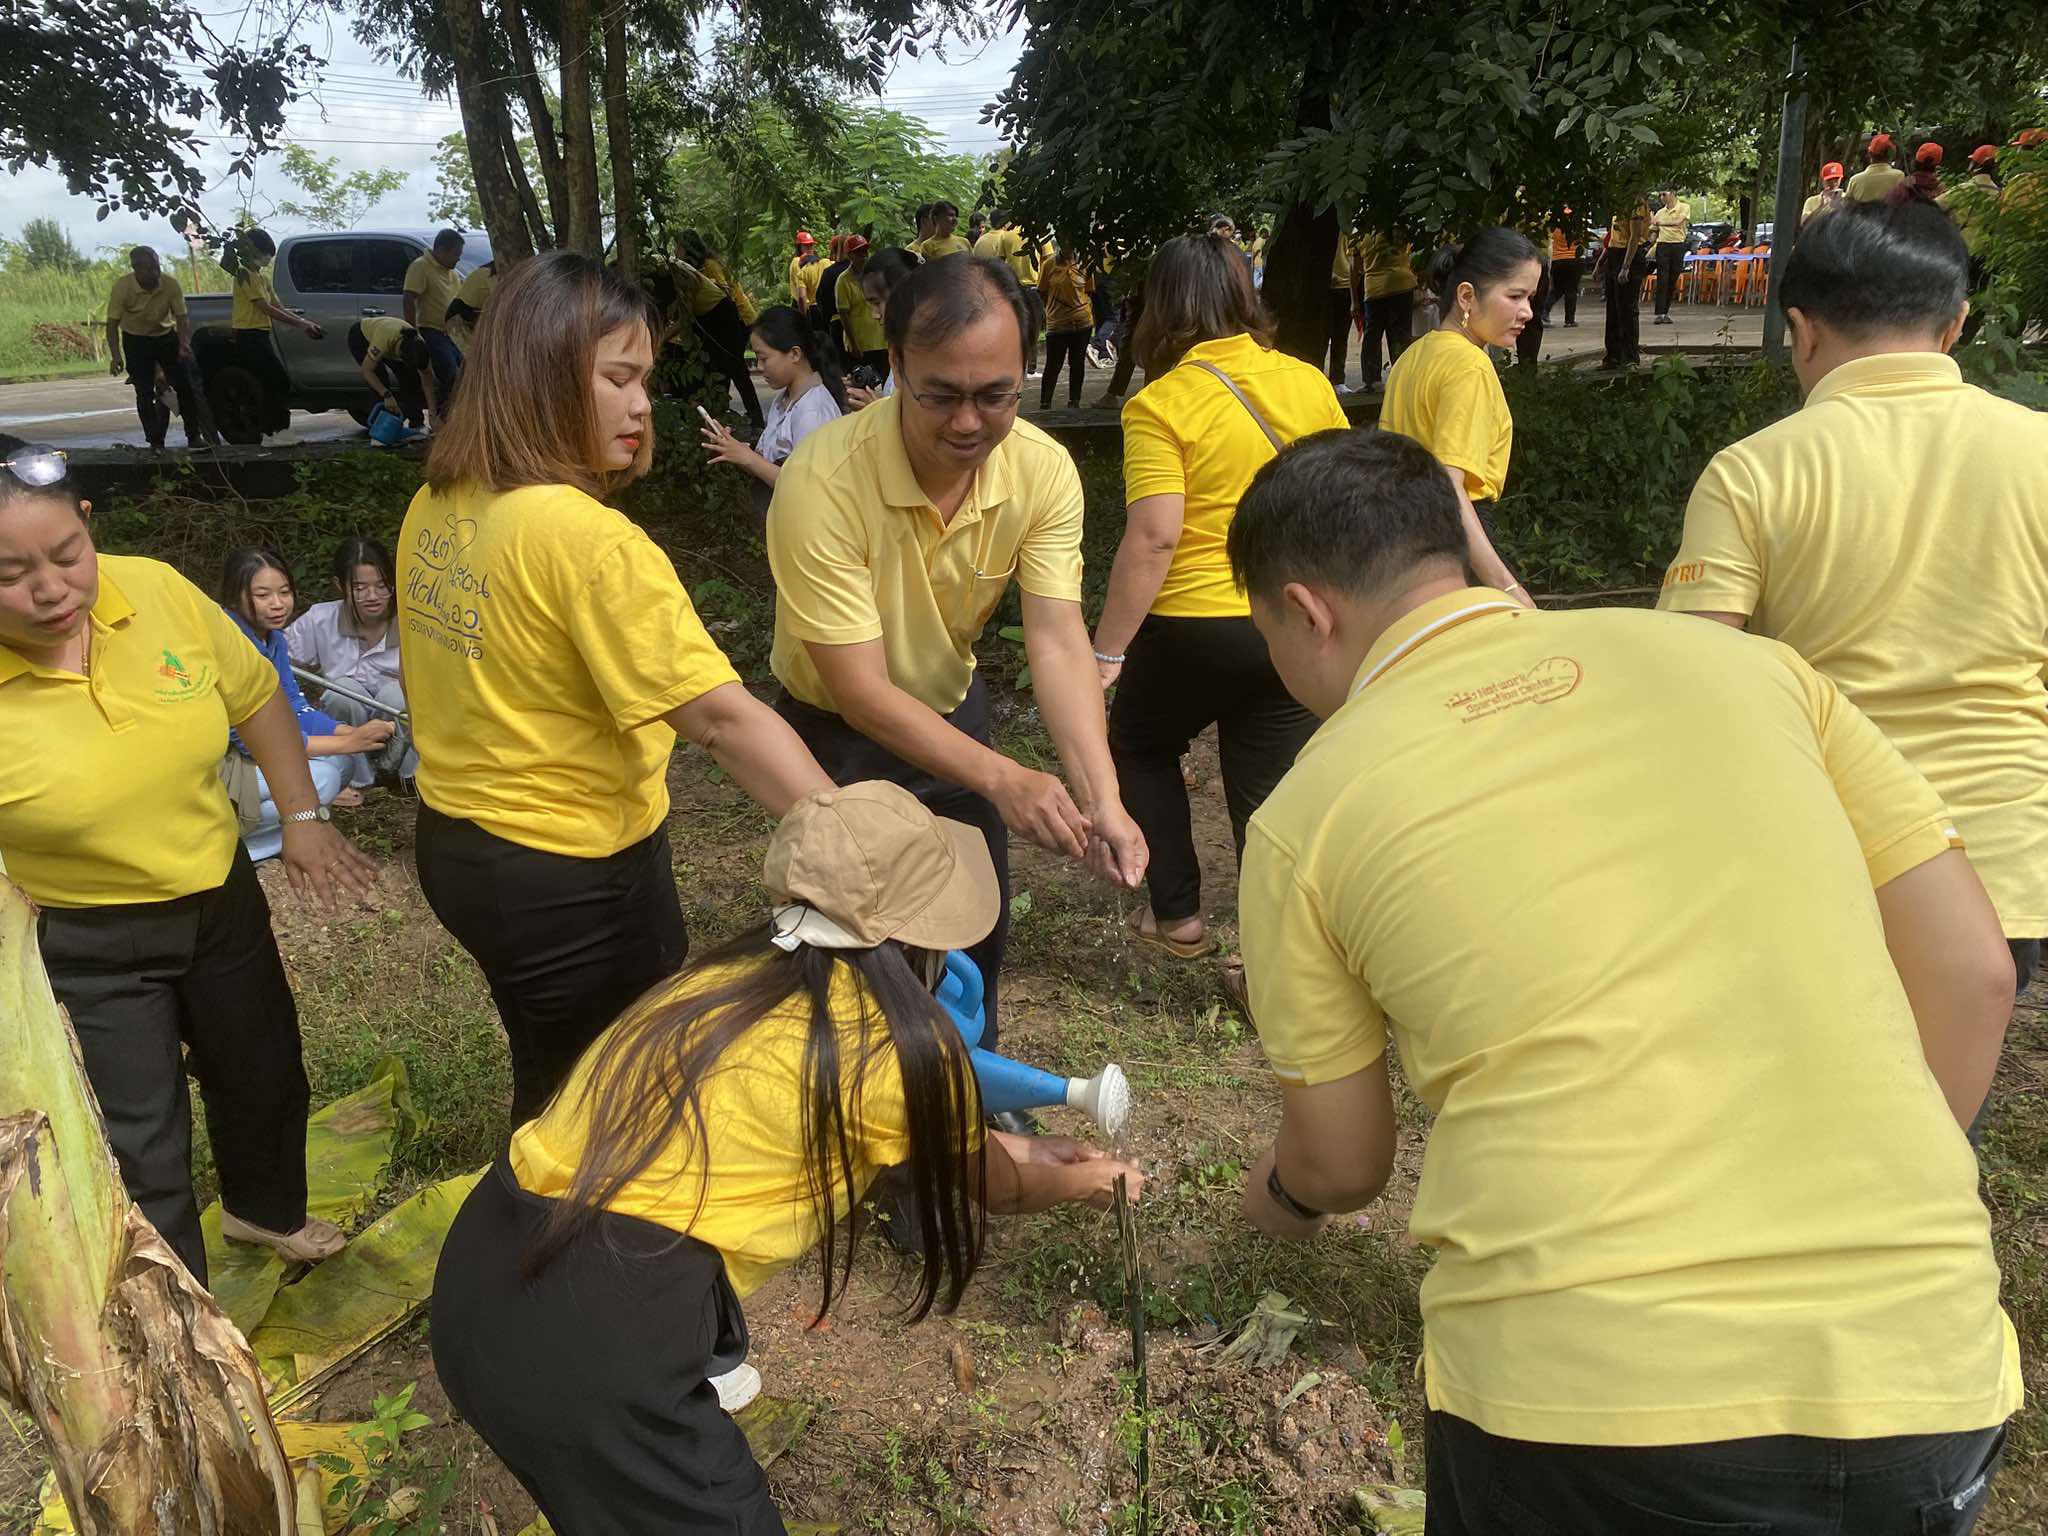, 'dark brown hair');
526,931,987,1325
883,254,1030,369
1132,232,1273,377
425,251,662,498
218,545,294,630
